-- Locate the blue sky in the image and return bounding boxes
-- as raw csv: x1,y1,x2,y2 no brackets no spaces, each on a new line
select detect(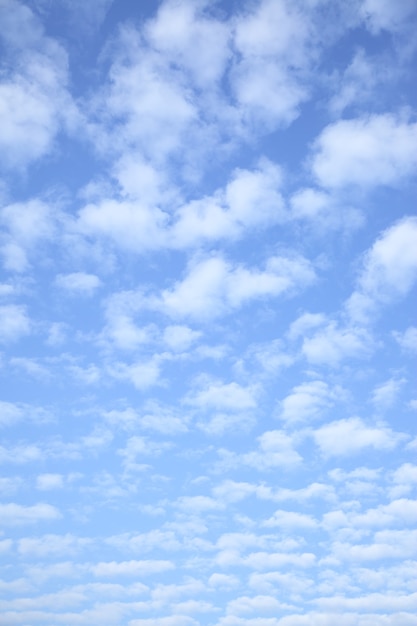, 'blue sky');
0,0,417,624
